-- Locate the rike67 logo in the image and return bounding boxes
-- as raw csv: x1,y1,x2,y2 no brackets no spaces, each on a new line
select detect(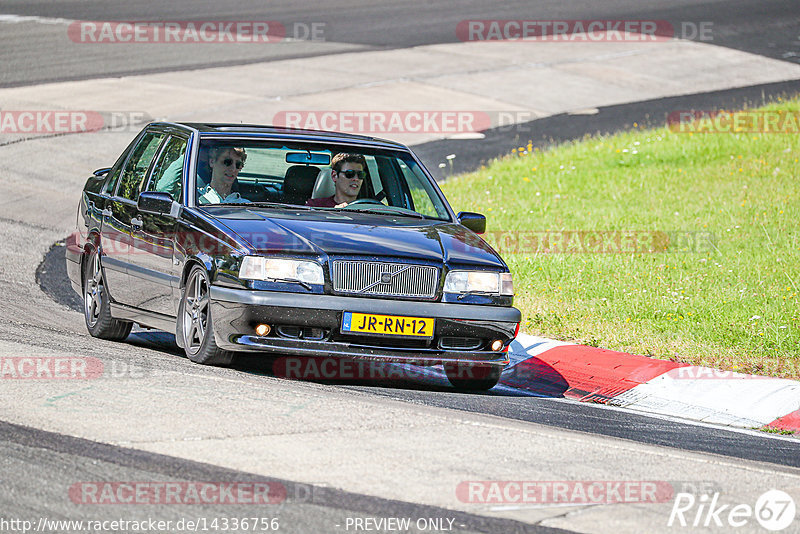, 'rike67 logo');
668,489,796,531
